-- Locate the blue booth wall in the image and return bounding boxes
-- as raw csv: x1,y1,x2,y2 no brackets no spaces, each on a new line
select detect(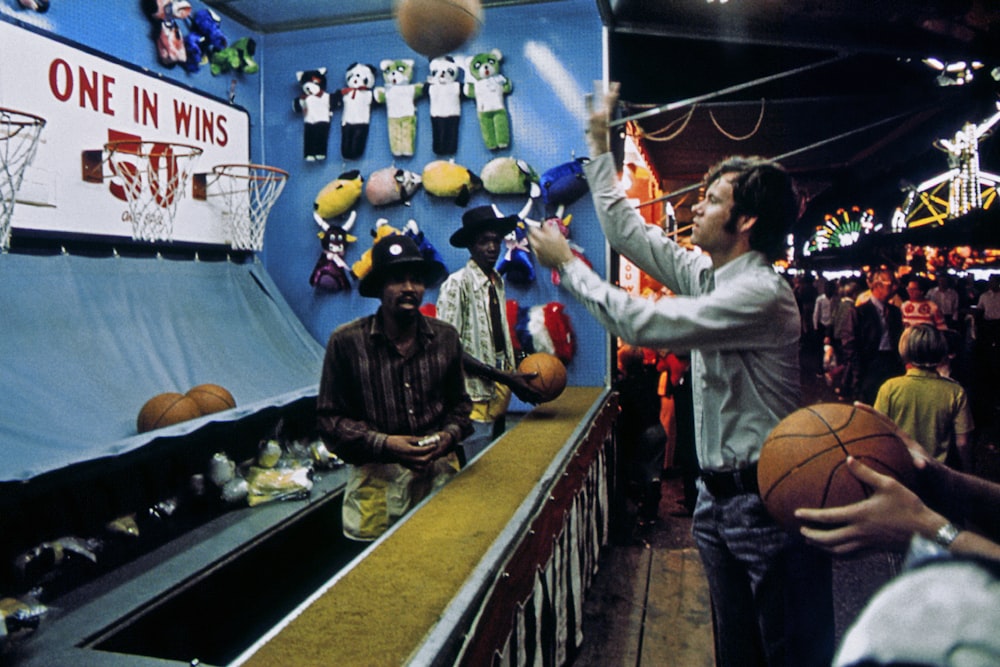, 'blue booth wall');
1,0,608,394
257,0,607,393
